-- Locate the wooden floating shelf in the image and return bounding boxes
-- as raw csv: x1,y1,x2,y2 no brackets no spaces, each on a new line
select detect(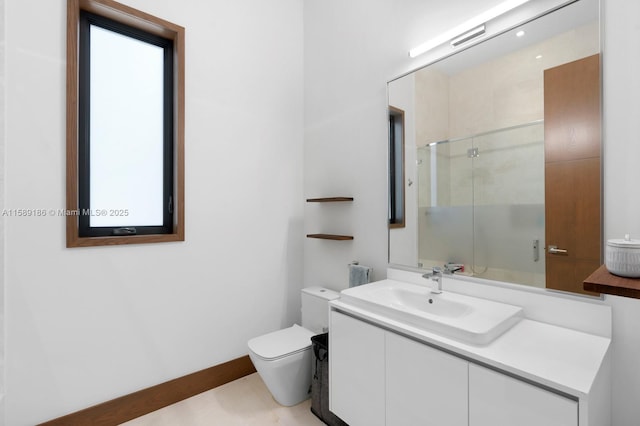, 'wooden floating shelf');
306,234,354,241
306,197,354,202
306,197,353,240
583,264,640,299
